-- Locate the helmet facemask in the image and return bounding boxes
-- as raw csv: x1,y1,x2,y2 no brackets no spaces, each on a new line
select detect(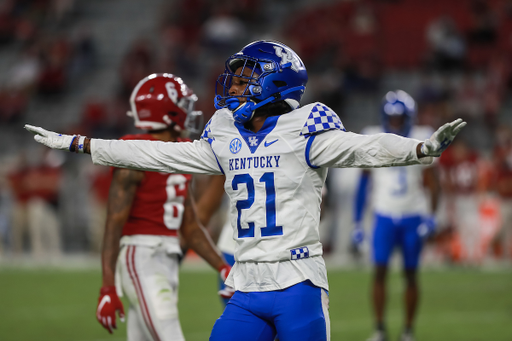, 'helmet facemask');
215,56,265,109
